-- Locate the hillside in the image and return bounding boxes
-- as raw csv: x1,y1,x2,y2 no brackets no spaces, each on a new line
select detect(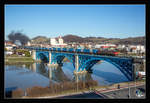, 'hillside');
62,35,145,45
31,35,145,45
32,36,49,44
